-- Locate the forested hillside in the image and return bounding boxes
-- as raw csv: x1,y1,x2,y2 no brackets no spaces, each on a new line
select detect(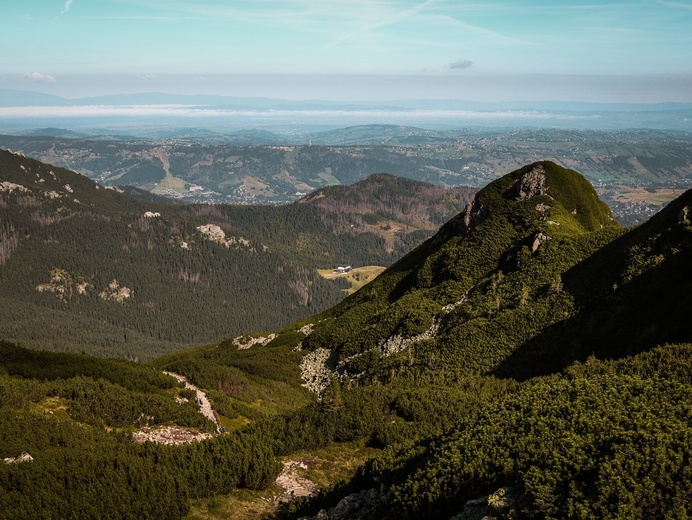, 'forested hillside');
1,161,690,519
0,149,474,358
